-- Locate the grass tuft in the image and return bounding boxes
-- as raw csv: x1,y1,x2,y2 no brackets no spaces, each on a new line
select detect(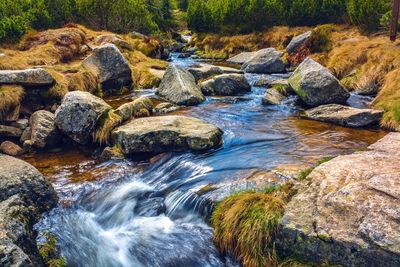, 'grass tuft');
297,157,334,181
93,109,122,145
0,85,24,121
212,183,297,267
